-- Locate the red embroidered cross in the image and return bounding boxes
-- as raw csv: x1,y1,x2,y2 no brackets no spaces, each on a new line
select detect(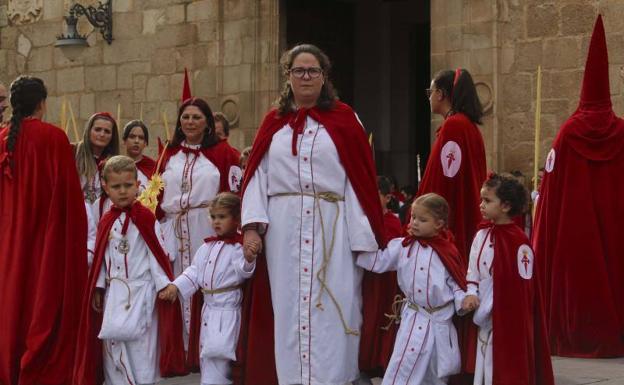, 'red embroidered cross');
446,151,456,169
521,250,530,274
